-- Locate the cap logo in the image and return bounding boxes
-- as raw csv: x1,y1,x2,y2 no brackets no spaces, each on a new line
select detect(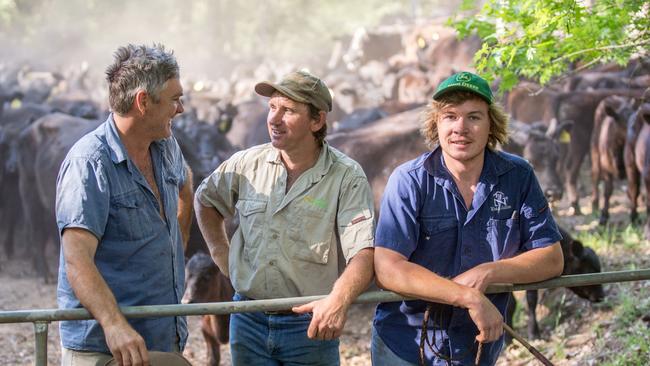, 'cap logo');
456,72,472,82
